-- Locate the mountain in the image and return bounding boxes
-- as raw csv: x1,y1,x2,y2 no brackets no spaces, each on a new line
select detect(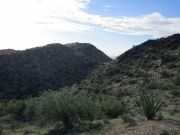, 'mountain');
0,49,16,55
0,43,111,99
66,42,111,63
81,34,180,96
0,49,16,61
